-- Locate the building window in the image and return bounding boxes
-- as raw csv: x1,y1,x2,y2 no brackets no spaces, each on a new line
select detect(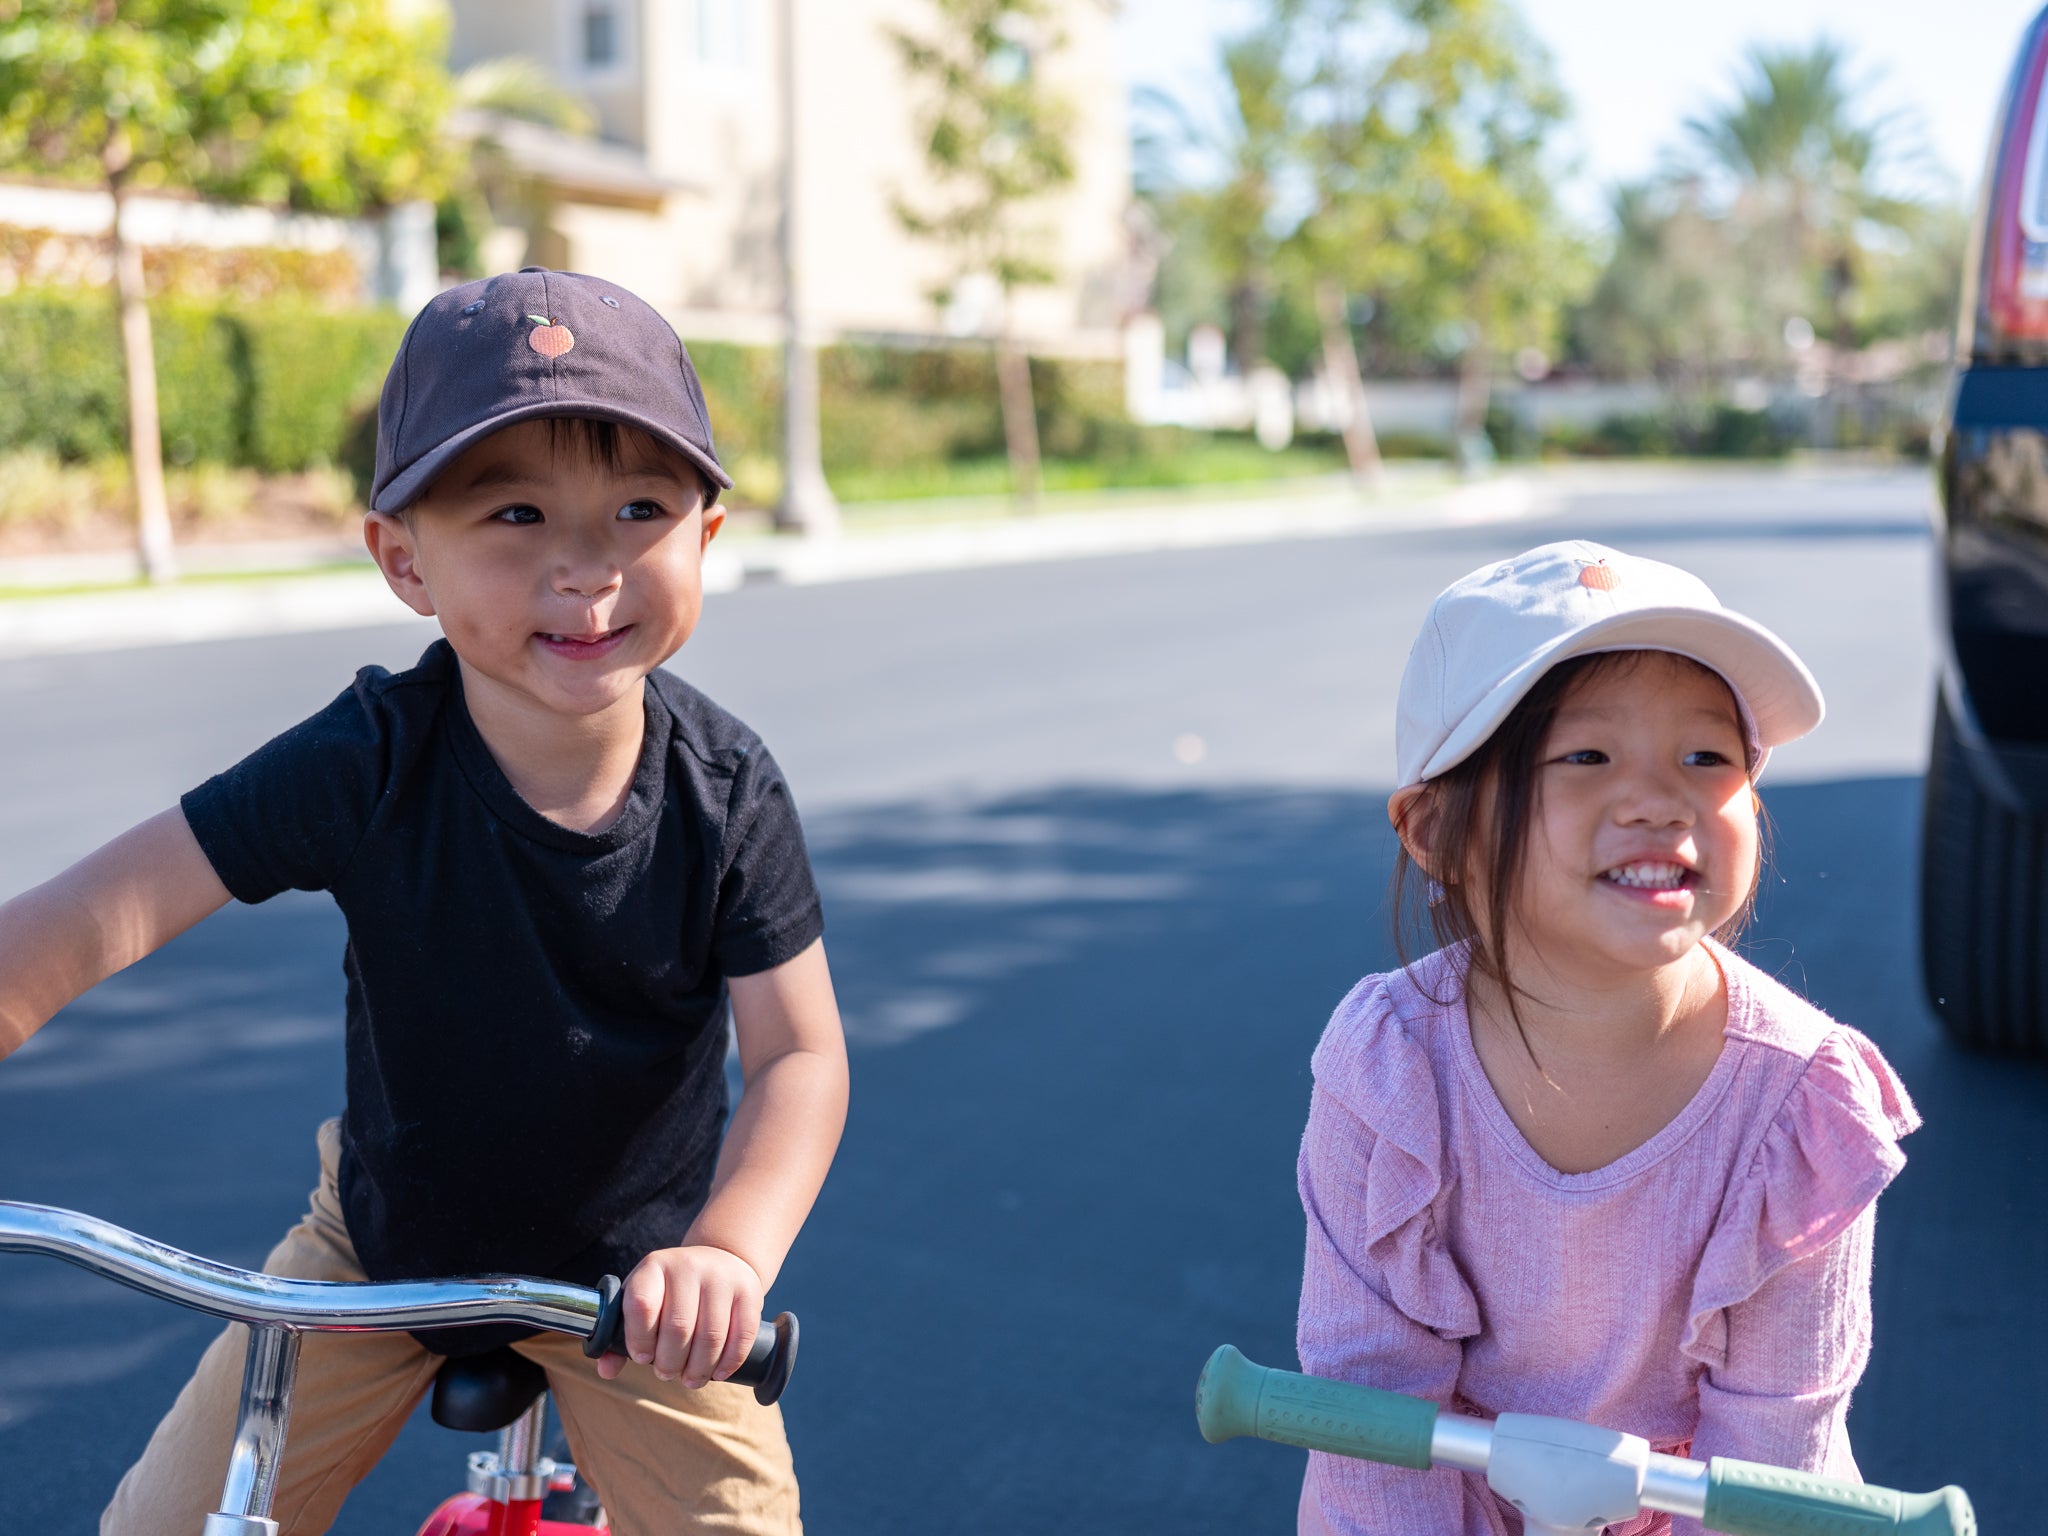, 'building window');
696,0,748,70
583,2,618,68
